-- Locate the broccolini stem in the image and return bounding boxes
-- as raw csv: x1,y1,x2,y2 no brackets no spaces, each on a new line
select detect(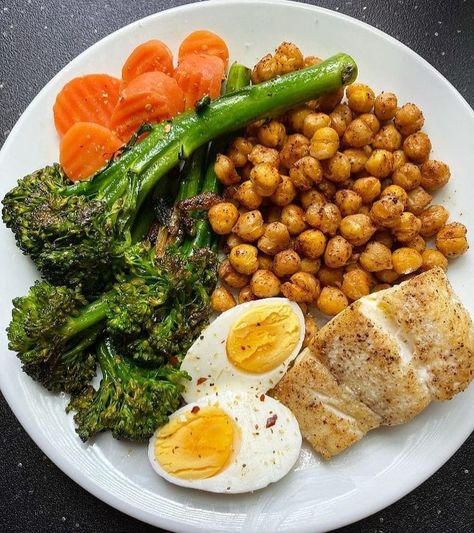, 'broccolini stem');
176,145,207,202
226,62,252,93
60,297,108,340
